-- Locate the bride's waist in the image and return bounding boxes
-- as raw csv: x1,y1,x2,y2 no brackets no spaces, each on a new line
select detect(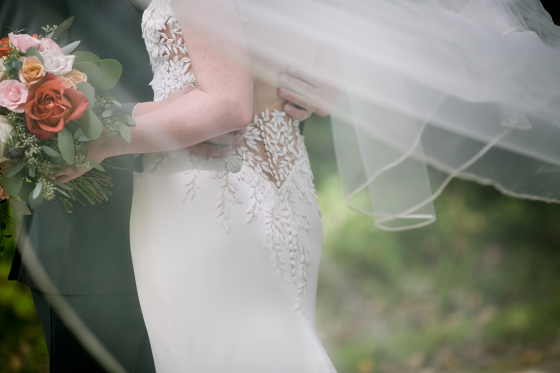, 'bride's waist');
142,150,243,176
